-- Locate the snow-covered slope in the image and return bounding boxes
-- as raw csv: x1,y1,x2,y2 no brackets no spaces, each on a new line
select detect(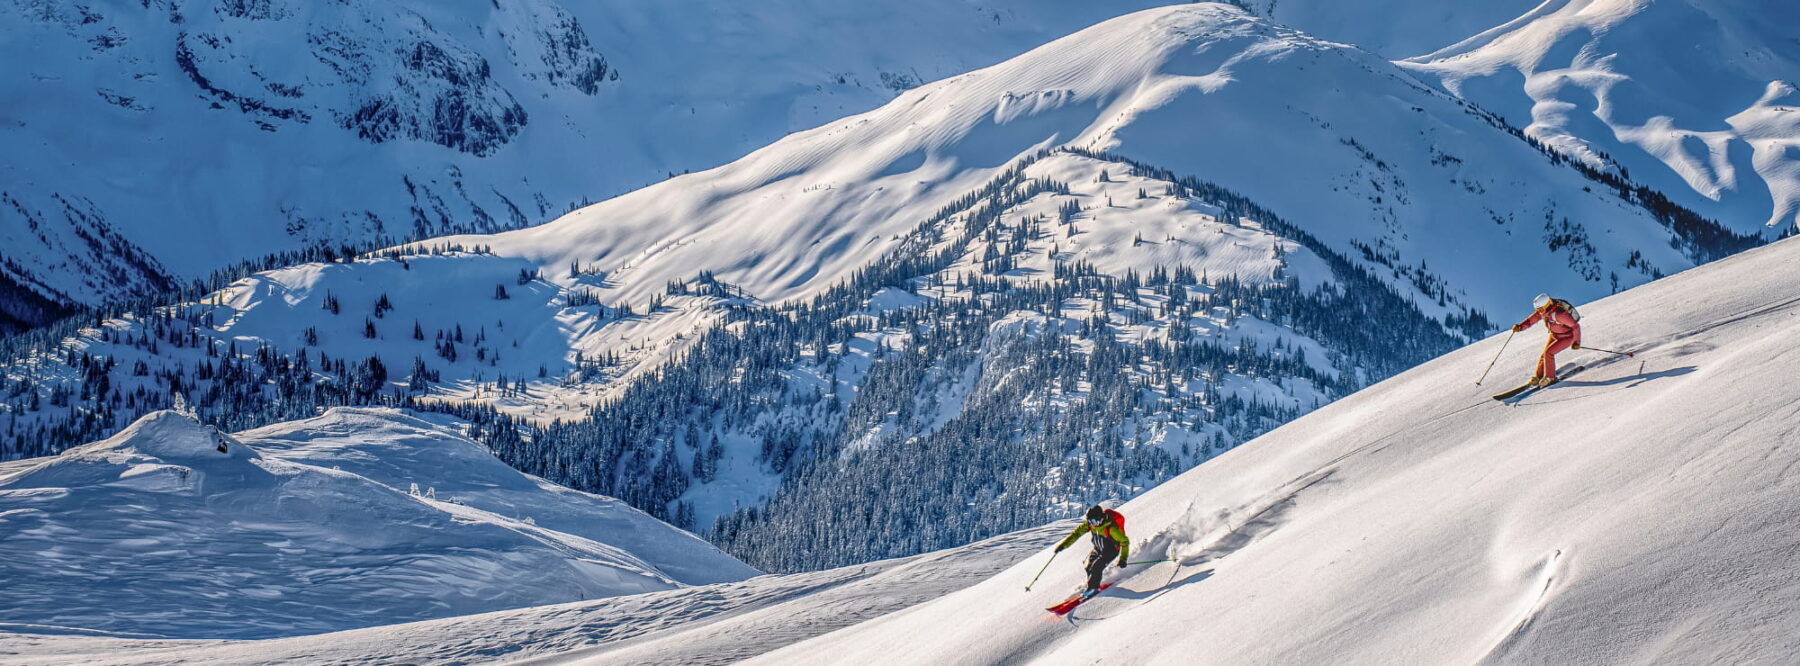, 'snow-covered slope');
0,0,1175,318
234,408,757,586
1230,0,1544,59
0,524,1060,665
0,407,754,639
40,1,1727,420
451,2,1715,321
2,3,1763,569
1402,0,1800,232
738,236,1800,663
15,234,1799,665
